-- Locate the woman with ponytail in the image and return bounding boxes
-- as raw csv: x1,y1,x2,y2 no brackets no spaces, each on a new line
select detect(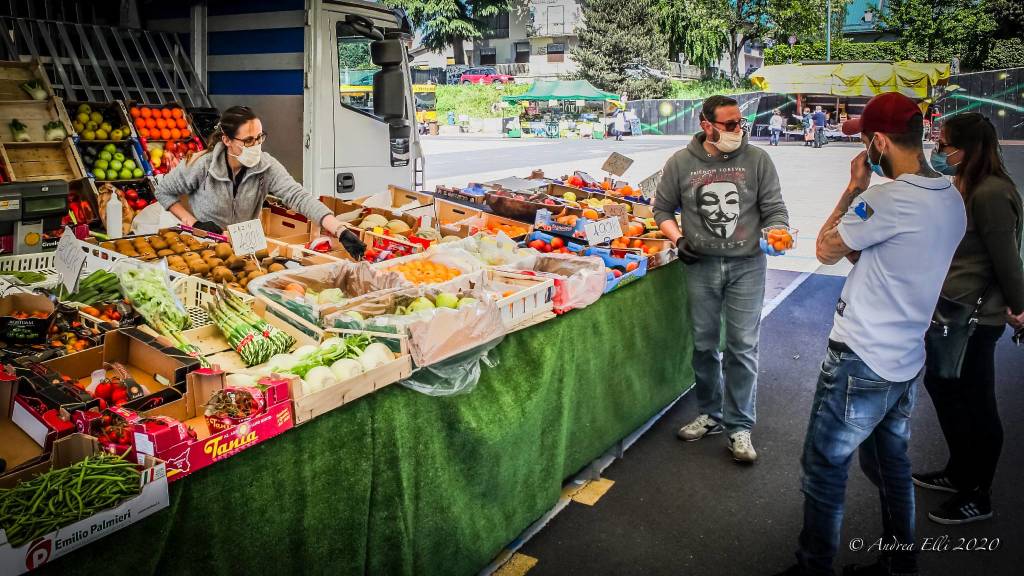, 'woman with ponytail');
155,105,364,257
